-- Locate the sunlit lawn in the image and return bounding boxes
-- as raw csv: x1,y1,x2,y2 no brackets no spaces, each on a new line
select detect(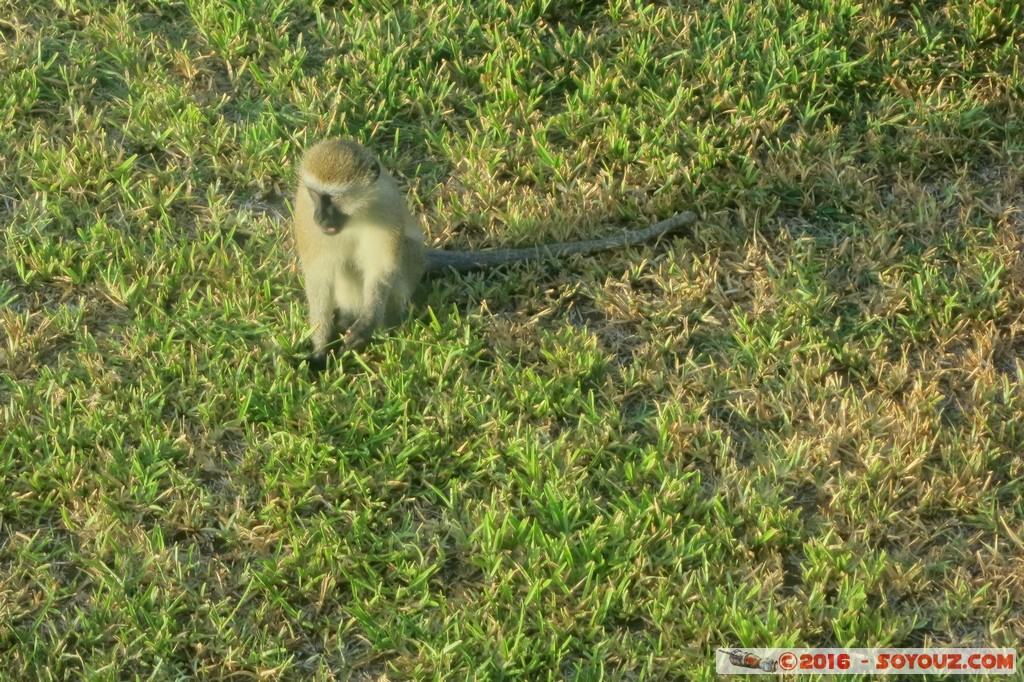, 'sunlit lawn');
1,0,1022,679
